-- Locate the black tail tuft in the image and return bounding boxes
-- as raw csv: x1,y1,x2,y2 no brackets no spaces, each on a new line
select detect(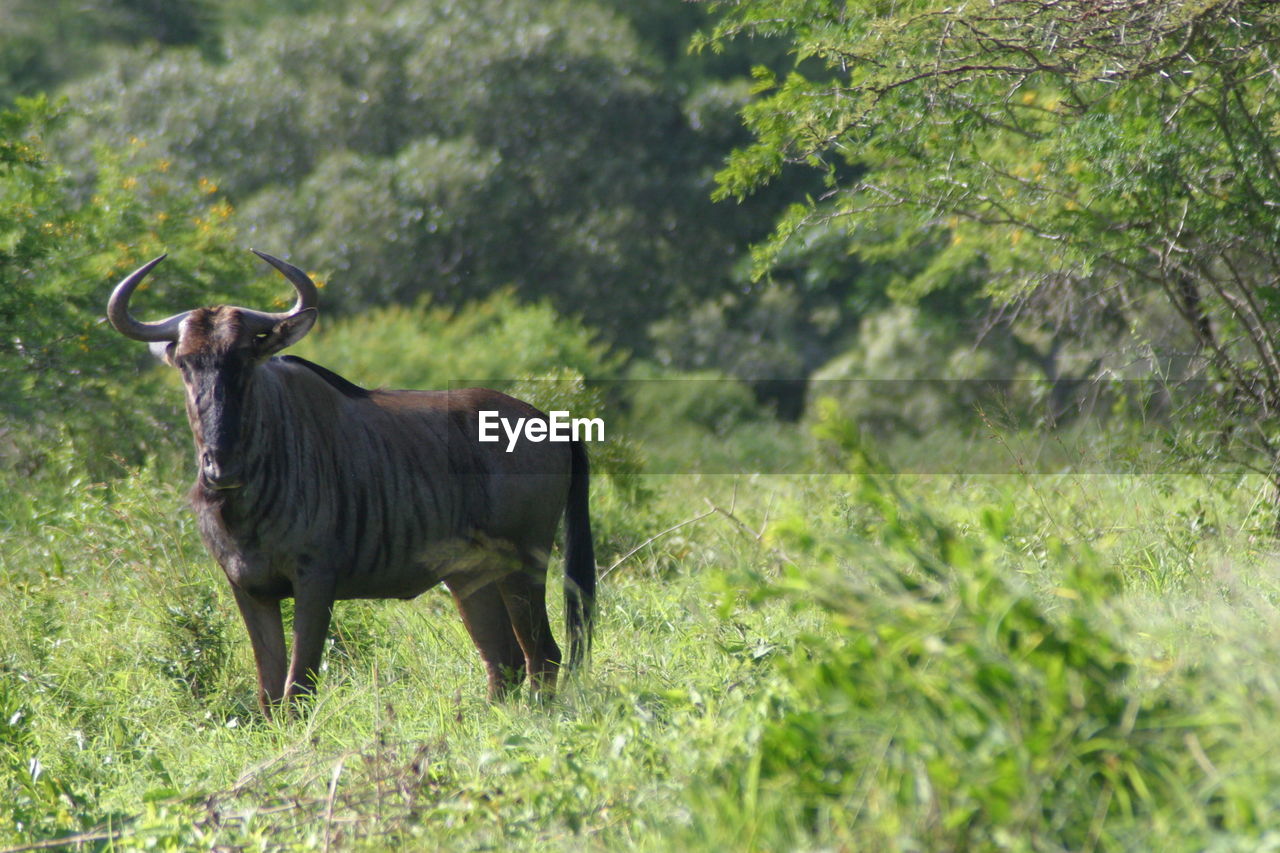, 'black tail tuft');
564,440,595,671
